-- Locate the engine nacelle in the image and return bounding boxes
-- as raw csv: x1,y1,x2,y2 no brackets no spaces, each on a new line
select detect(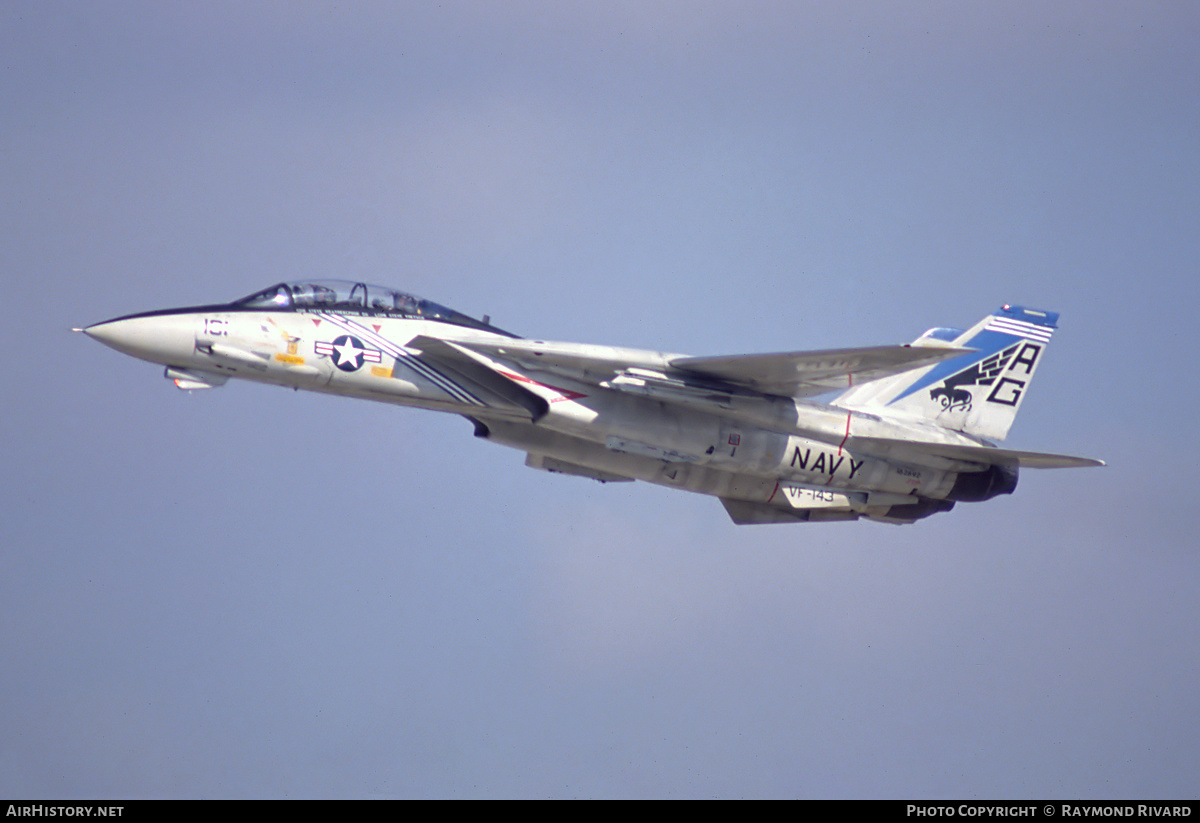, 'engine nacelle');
946,463,1019,502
